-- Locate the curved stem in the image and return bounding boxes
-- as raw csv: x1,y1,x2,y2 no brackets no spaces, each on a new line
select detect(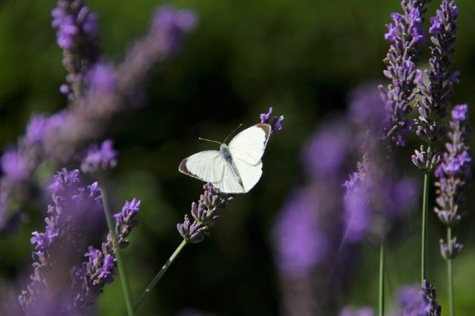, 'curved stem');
447,227,455,316
100,179,135,316
134,240,187,311
421,171,430,283
378,241,385,316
